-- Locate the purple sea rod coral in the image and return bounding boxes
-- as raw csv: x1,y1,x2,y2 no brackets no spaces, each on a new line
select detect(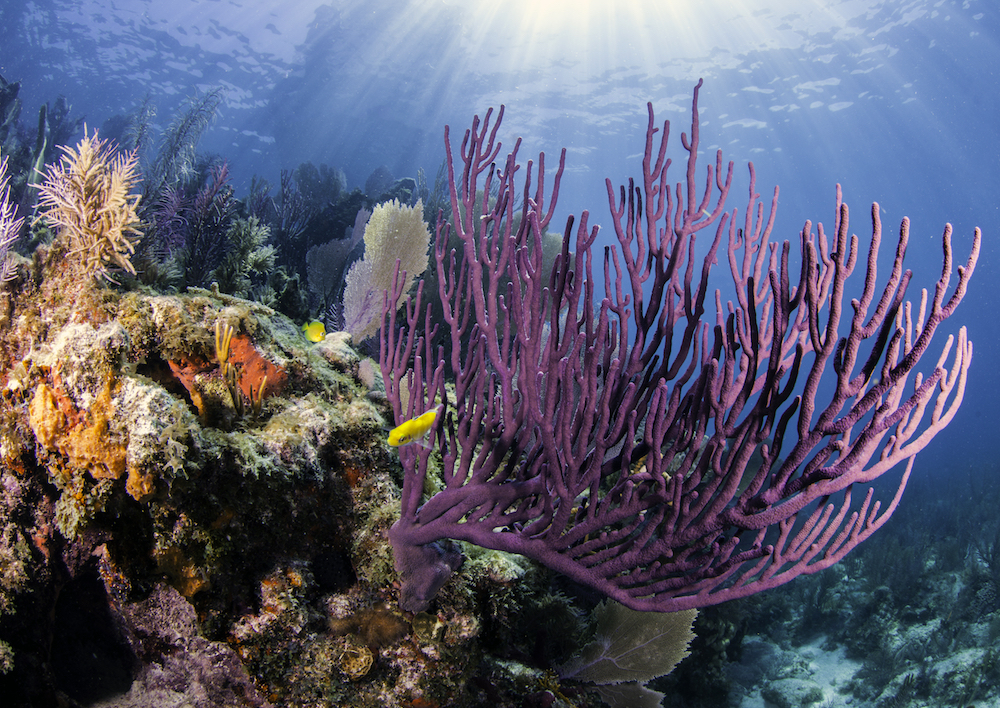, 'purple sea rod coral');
380,80,980,613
